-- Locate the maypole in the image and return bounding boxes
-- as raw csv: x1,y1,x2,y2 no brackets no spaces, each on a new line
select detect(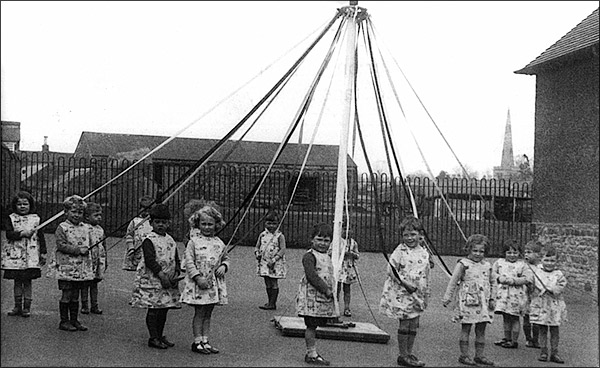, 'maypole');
331,0,364,316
